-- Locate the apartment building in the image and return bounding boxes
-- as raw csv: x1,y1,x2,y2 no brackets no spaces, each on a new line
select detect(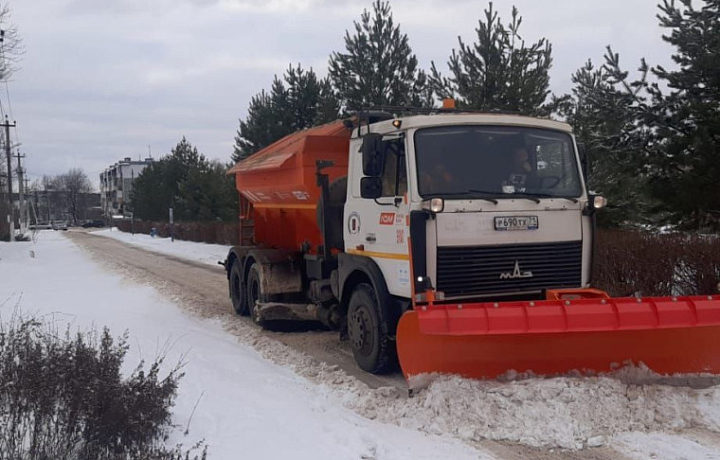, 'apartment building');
100,157,153,217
